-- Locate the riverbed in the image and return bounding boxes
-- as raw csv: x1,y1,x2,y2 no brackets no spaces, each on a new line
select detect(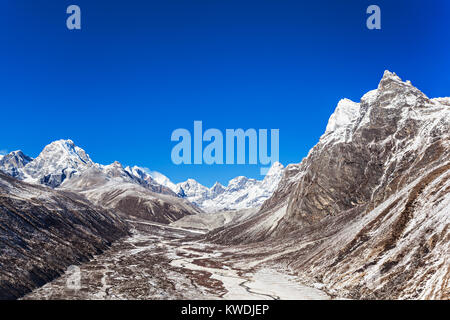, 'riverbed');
23,220,329,300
